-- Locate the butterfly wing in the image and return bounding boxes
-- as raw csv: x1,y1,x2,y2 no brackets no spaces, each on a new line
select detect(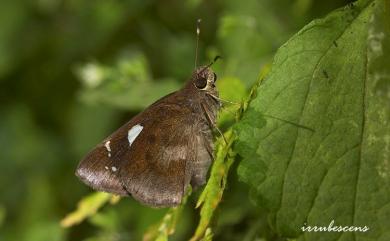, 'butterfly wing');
119,107,196,207
76,96,213,207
